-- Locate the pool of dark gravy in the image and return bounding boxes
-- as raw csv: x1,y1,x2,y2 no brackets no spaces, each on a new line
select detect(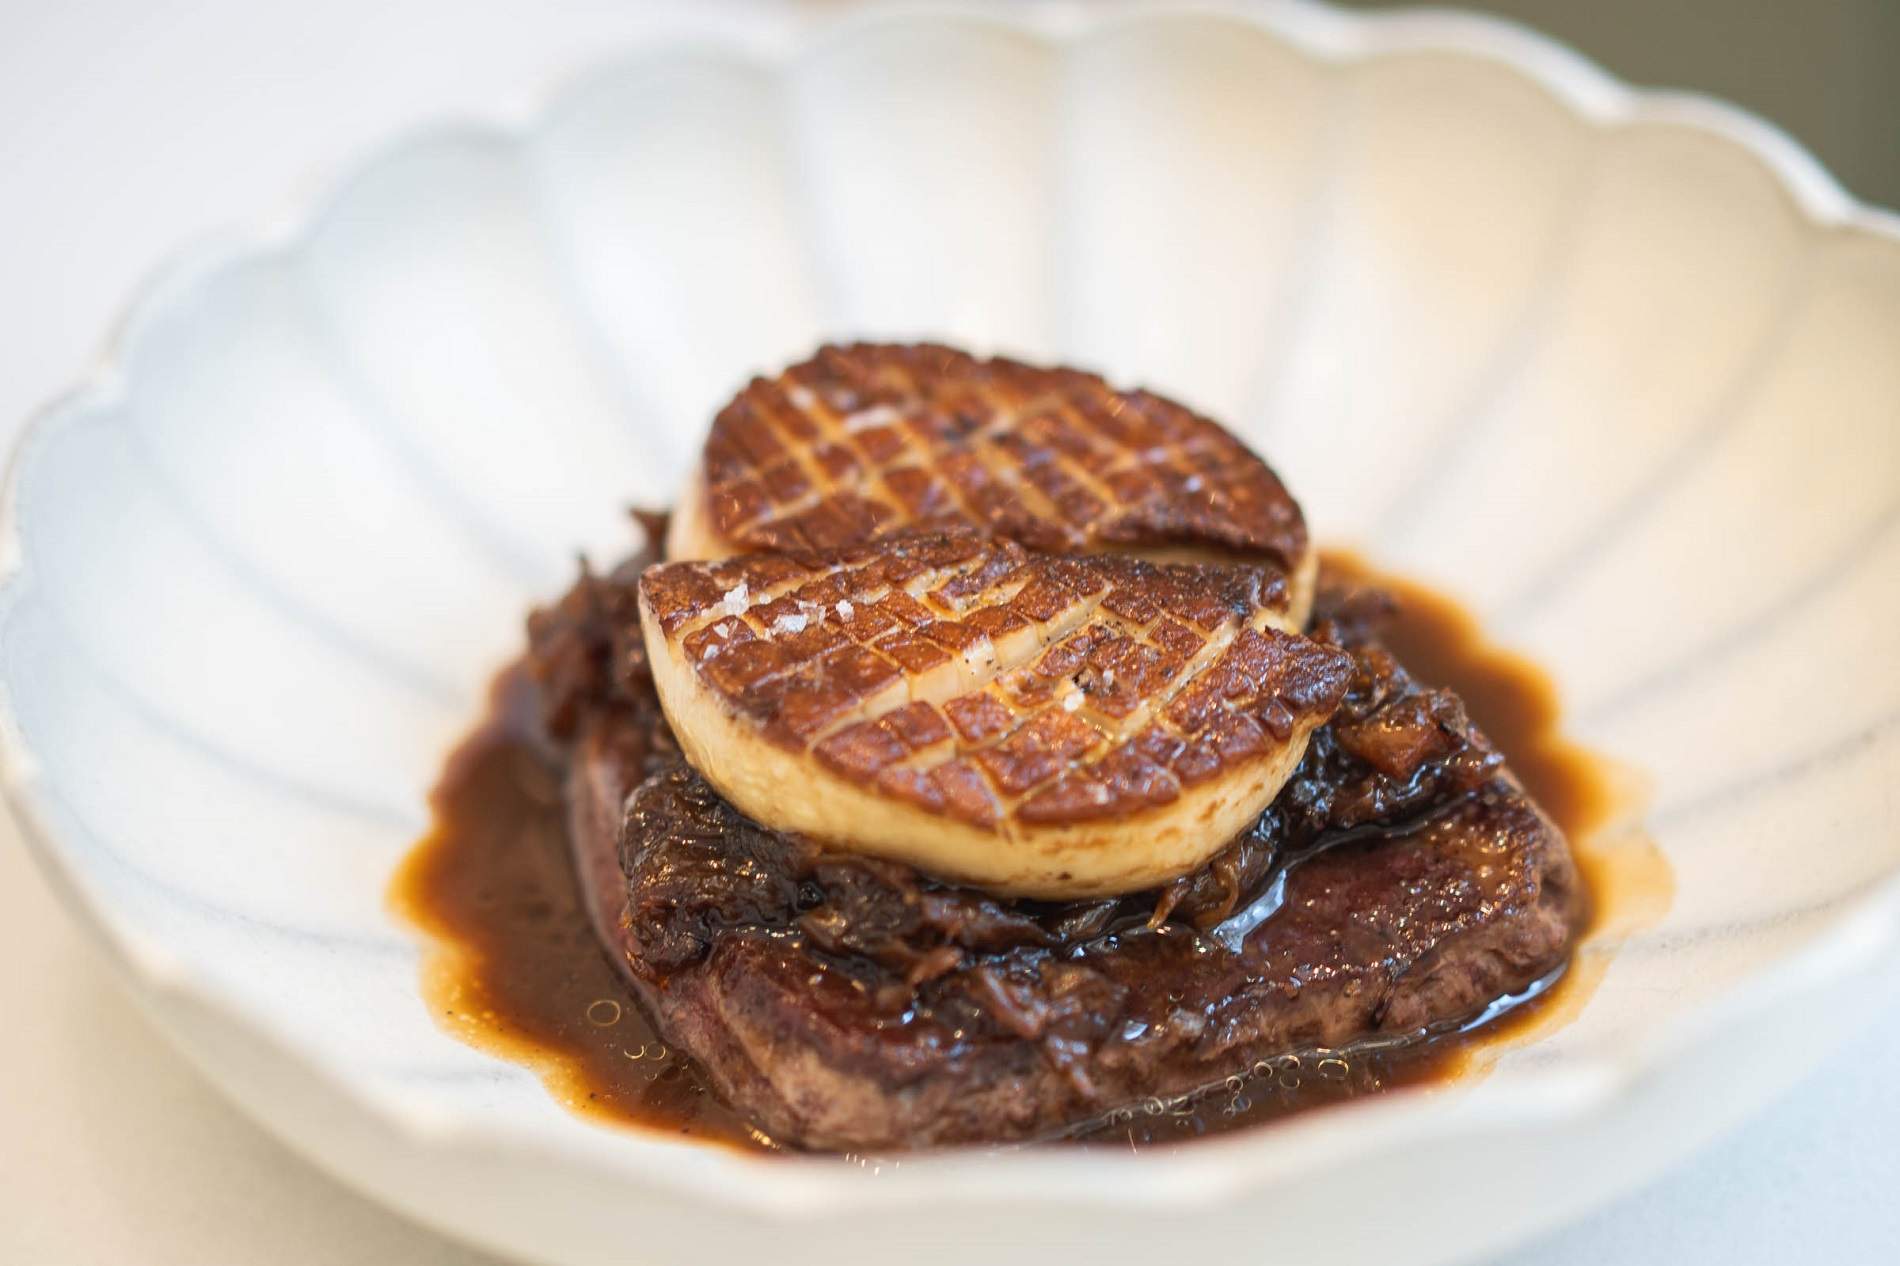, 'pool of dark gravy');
391,552,1668,1154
